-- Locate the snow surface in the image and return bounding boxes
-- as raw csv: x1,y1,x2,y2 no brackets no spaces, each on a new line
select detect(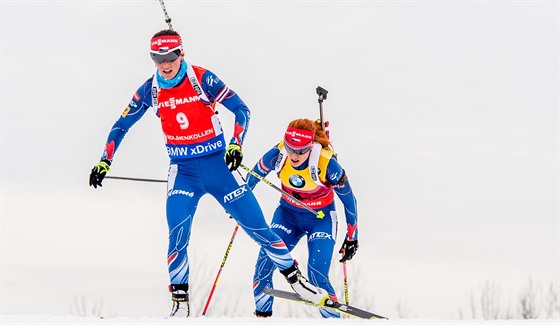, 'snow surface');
1,315,559,325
